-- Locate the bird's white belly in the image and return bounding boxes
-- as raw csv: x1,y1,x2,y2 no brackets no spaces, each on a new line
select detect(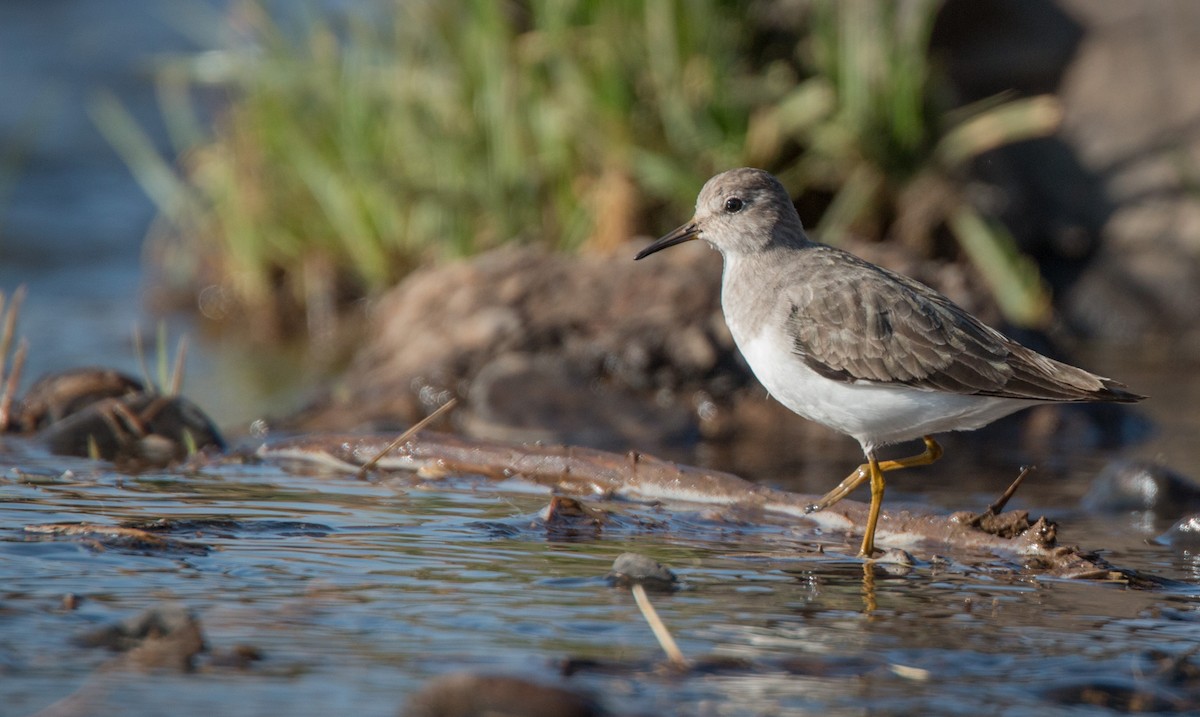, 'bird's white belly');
737,329,1033,451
